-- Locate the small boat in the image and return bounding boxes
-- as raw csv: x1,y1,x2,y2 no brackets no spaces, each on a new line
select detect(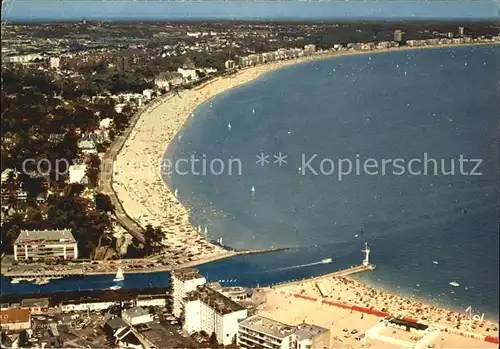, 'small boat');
433,261,439,265
11,278,21,284
113,267,125,282
227,122,232,130
252,109,255,114
321,258,333,264
251,186,256,193
33,278,50,285
449,281,460,287
354,234,359,238
109,286,121,290
174,188,179,197
204,227,208,236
